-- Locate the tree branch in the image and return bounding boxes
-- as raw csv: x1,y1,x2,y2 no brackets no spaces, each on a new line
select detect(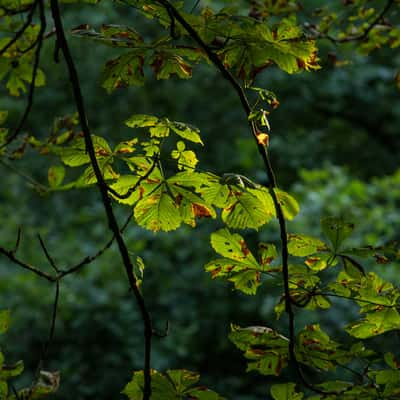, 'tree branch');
1,0,46,149
49,1,153,398
154,1,335,395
